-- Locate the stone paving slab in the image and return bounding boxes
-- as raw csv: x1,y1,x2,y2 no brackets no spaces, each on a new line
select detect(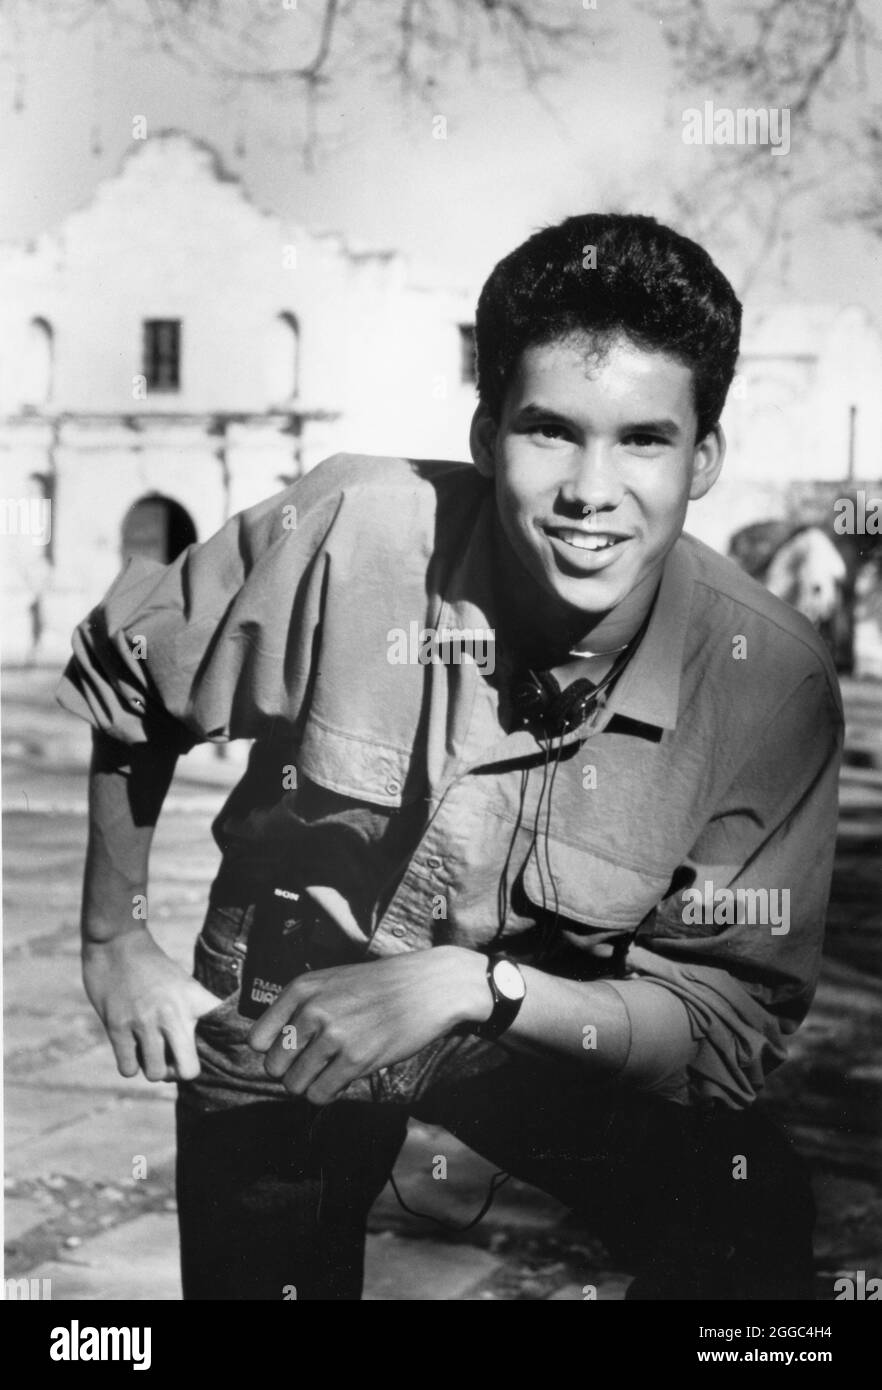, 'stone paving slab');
4,1085,104,1149
25,1213,183,1301
1,899,82,953
8,1097,176,1185
6,1010,85,1059
27,1044,178,1098
5,953,97,1017
4,1193,63,1242
363,1231,501,1301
